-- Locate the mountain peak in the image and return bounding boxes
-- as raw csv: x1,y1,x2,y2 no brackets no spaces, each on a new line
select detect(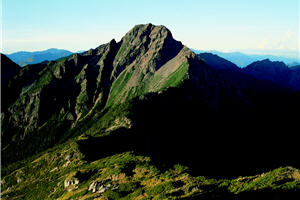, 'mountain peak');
123,23,174,43
243,58,292,88
248,59,288,69
261,58,271,62
111,23,184,76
